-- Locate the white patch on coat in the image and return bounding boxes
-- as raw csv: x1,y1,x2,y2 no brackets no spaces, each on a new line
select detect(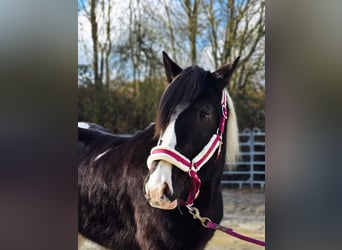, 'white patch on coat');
94,149,111,162
78,122,90,129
